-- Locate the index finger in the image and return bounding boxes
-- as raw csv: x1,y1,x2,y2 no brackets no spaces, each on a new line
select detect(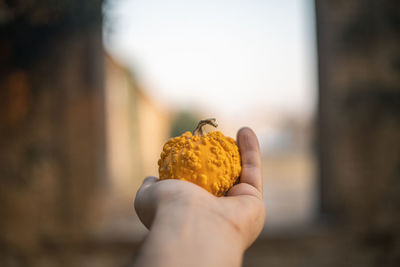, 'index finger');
236,127,262,193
